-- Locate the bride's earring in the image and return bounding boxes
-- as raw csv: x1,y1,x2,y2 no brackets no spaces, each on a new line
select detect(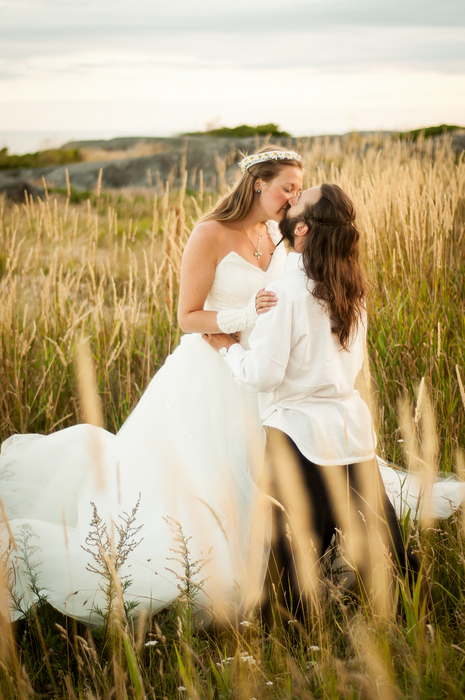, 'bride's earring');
257,189,261,196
